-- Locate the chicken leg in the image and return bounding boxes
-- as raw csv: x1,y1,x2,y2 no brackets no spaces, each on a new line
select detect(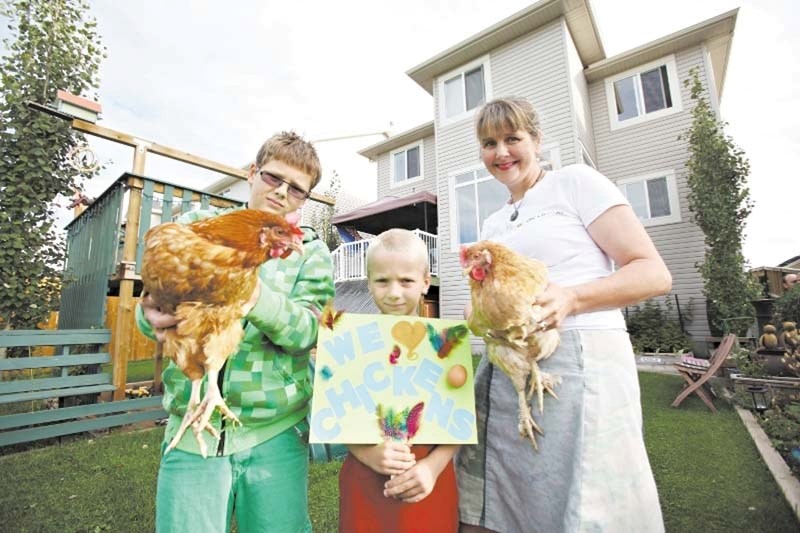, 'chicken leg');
190,368,241,457
164,370,241,458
